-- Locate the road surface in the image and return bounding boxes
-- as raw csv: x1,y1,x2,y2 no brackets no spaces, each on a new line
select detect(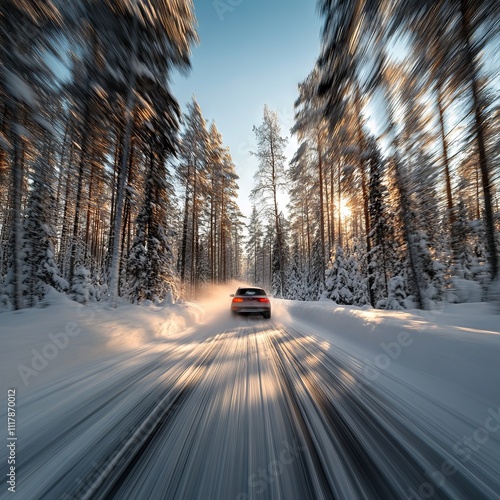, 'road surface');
5,315,500,500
